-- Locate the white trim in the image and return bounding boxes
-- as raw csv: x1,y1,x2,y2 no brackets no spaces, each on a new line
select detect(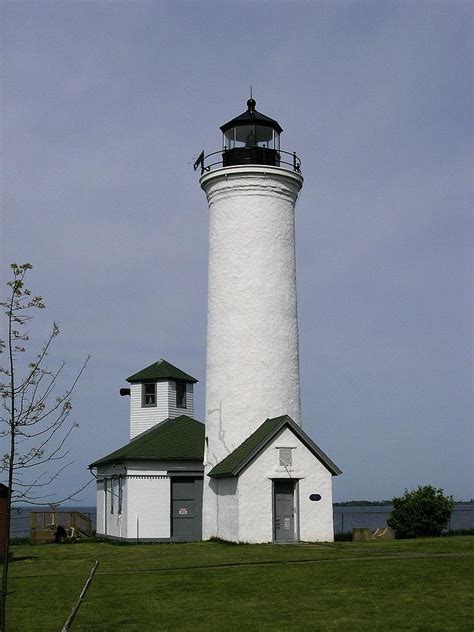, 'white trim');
200,165,303,189
96,474,170,481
